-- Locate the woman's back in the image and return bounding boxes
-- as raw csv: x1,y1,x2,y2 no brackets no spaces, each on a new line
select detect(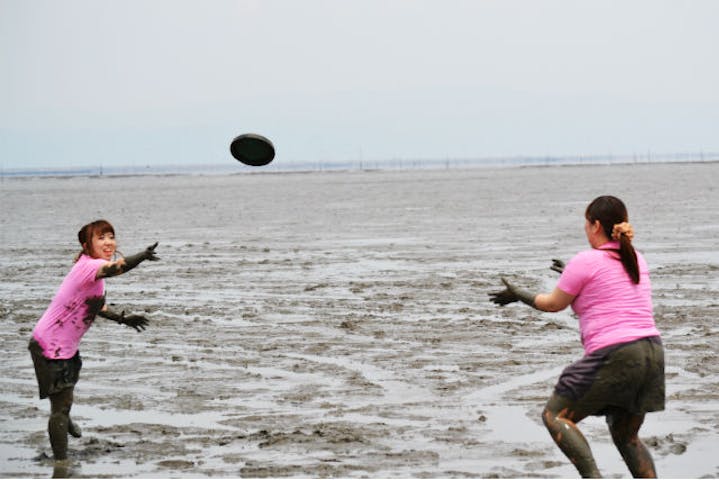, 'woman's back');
558,241,659,354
